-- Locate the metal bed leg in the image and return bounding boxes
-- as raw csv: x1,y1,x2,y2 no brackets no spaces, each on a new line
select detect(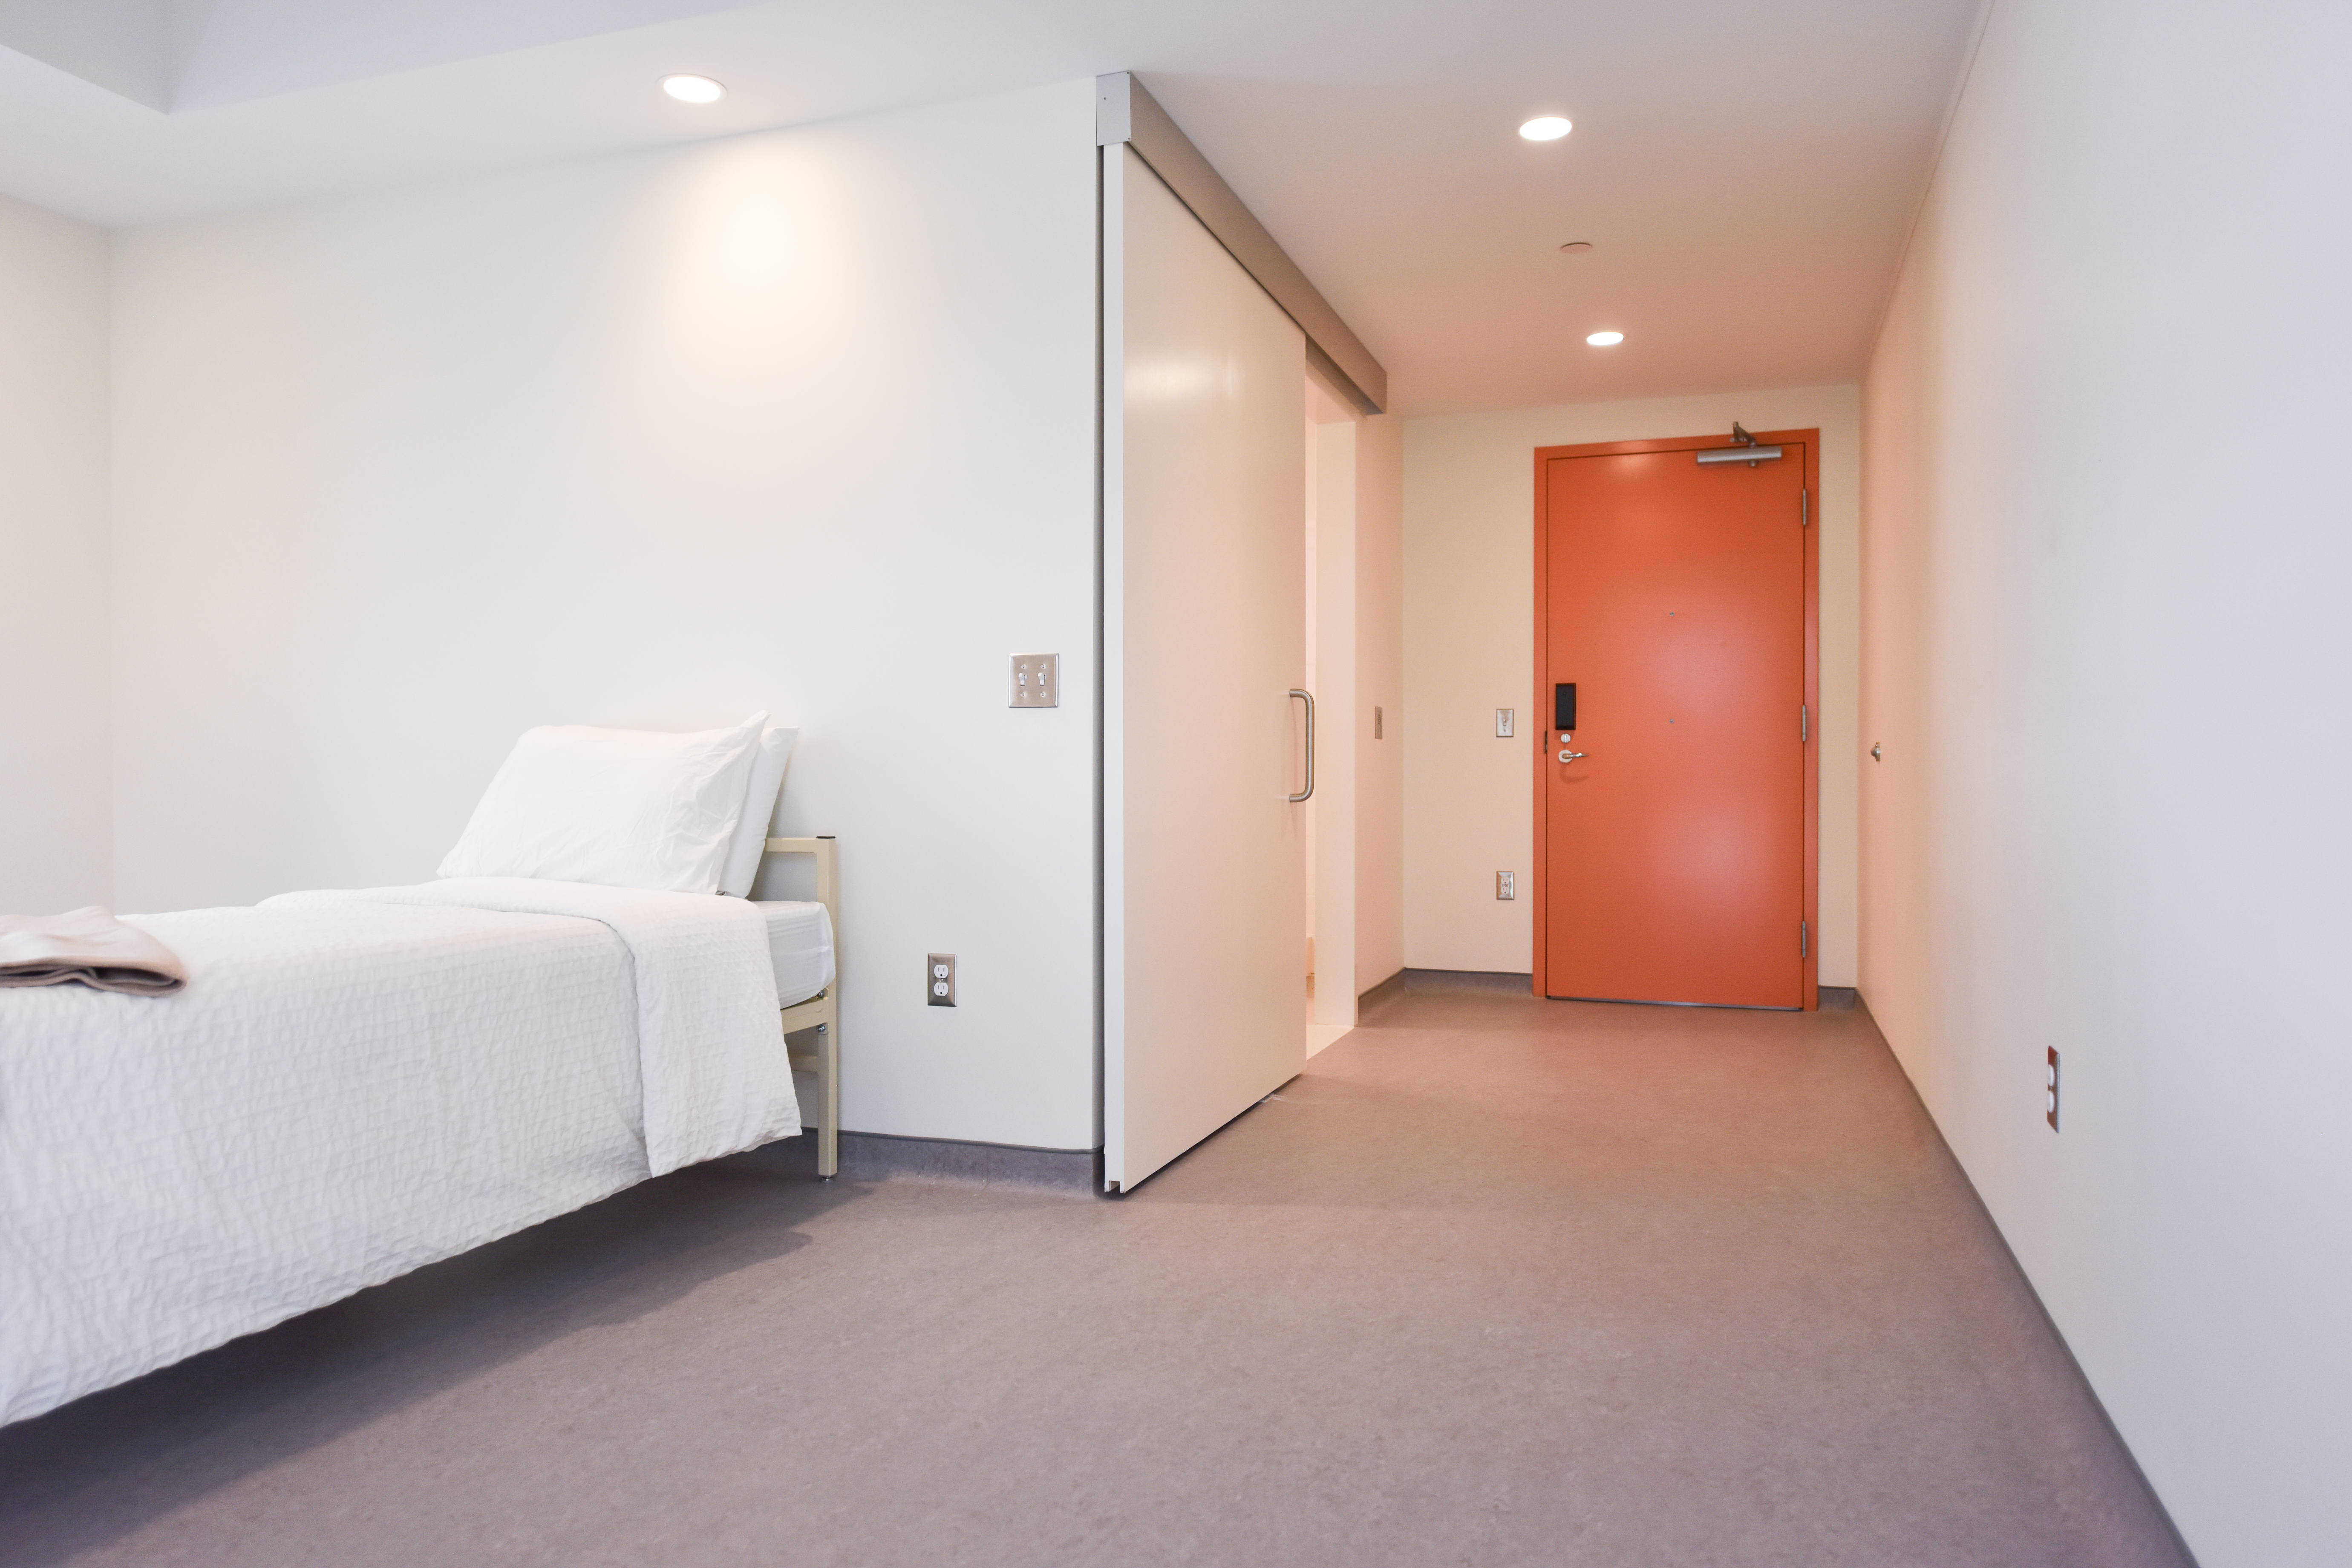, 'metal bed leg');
817,1020,839,1181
